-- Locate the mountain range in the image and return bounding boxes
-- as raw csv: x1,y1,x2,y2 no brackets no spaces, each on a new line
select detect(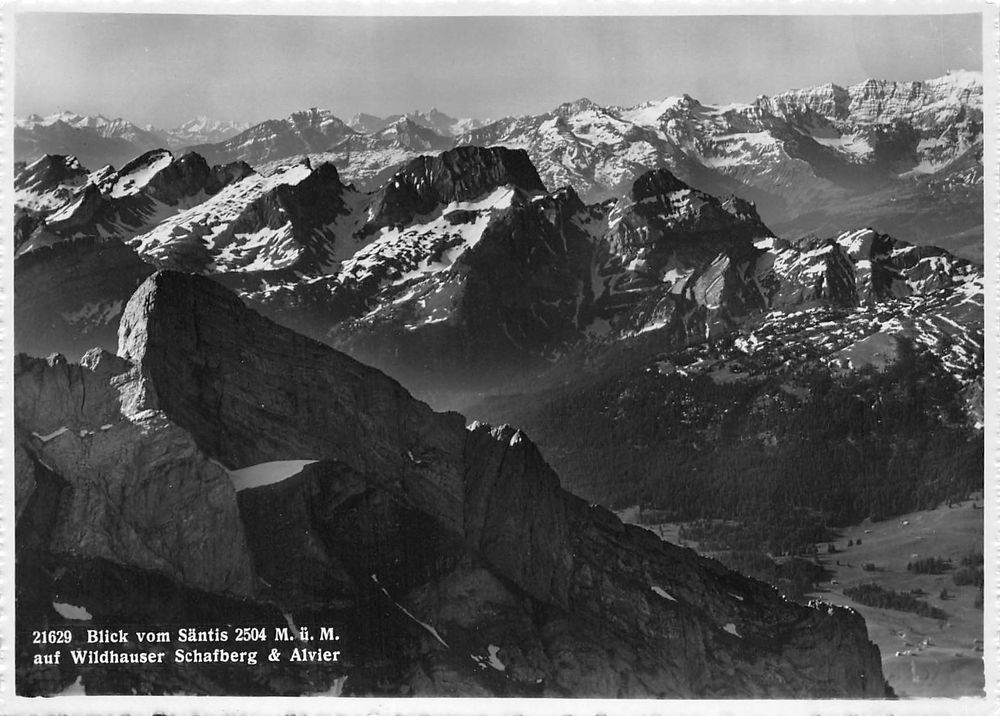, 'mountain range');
15,143,983,408
16,71,983,261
